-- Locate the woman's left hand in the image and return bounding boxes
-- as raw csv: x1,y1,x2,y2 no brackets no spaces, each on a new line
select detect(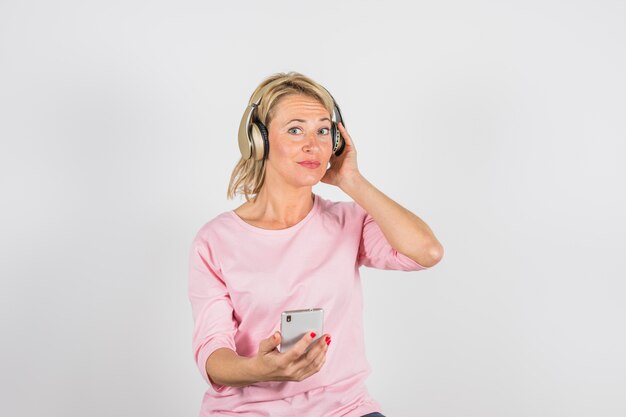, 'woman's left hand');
320,122,361,189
